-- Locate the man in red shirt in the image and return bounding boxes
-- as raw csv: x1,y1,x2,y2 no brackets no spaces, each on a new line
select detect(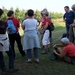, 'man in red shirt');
53,38,75,64
6,10,25,58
